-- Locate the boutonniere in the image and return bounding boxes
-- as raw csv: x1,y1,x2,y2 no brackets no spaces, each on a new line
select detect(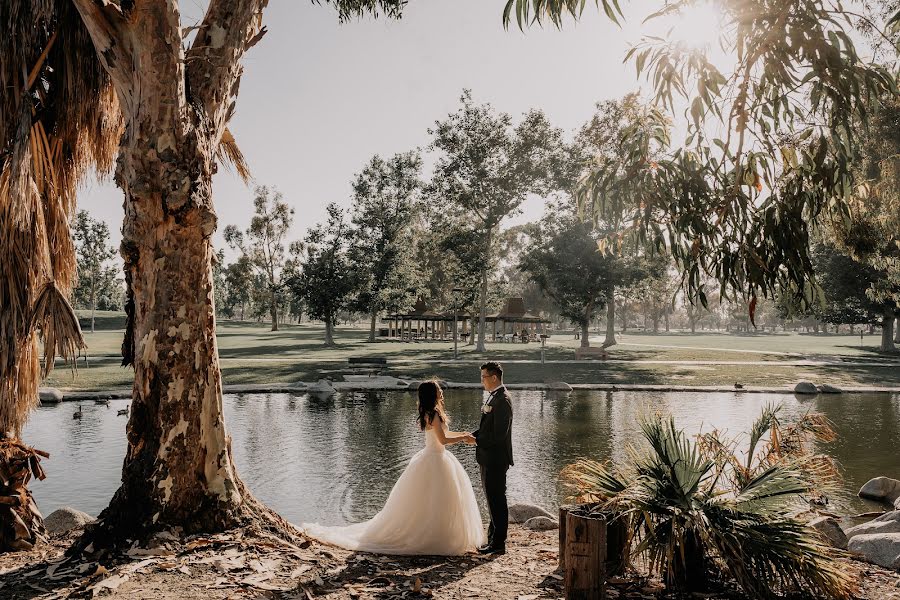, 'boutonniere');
482,405,493,414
